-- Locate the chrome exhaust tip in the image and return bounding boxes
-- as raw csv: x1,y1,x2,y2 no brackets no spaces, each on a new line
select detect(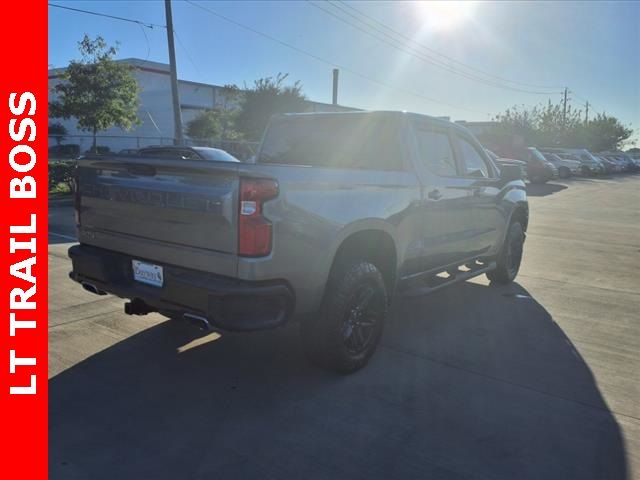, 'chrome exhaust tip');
183,313,212,331
81,282,106,296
